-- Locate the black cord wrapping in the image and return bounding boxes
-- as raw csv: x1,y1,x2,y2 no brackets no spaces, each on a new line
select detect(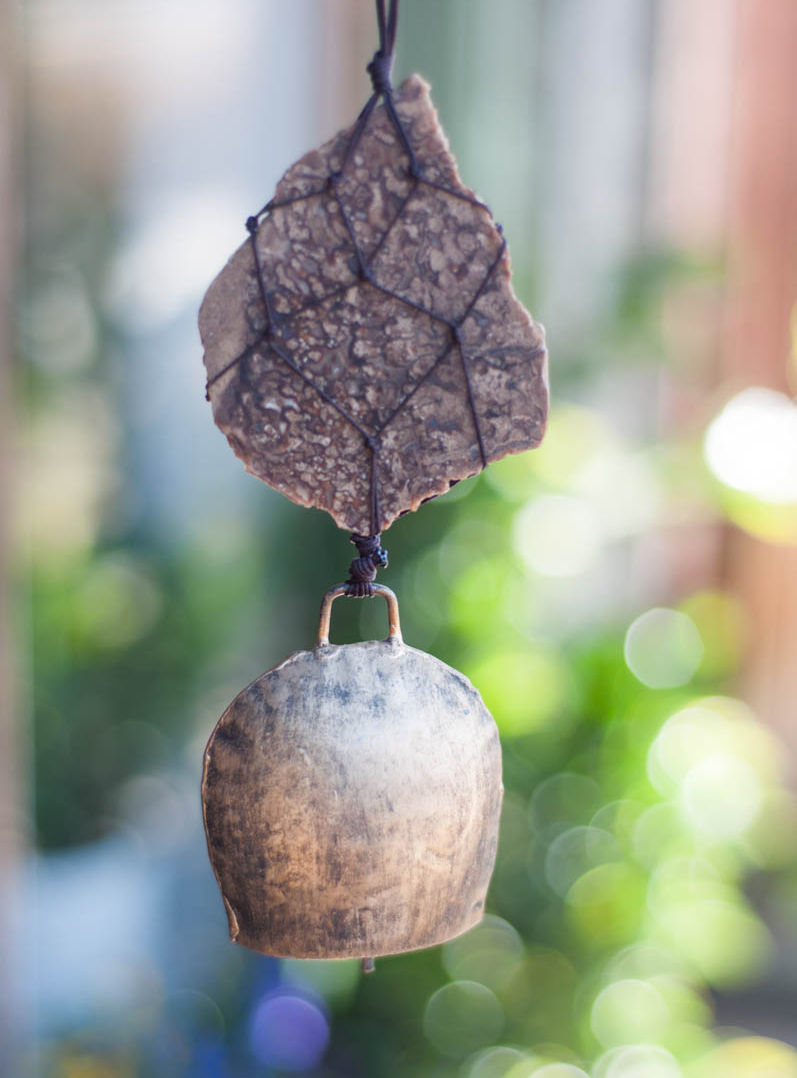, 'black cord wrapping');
366,50,394,95
367,0,398,93
345,534,389,598
205,0,524,593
